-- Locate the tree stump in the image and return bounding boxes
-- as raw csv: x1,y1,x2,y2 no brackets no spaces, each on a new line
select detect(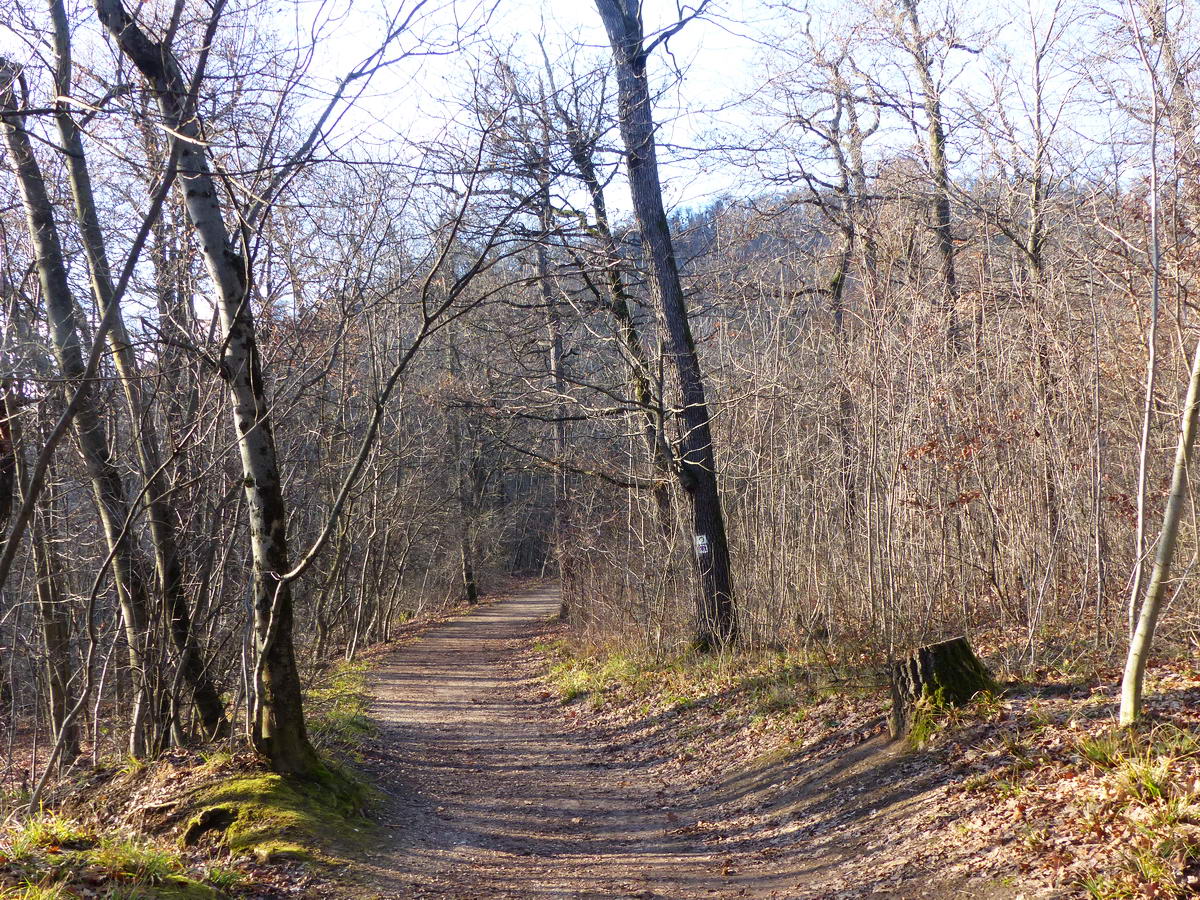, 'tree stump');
889,636,995,739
